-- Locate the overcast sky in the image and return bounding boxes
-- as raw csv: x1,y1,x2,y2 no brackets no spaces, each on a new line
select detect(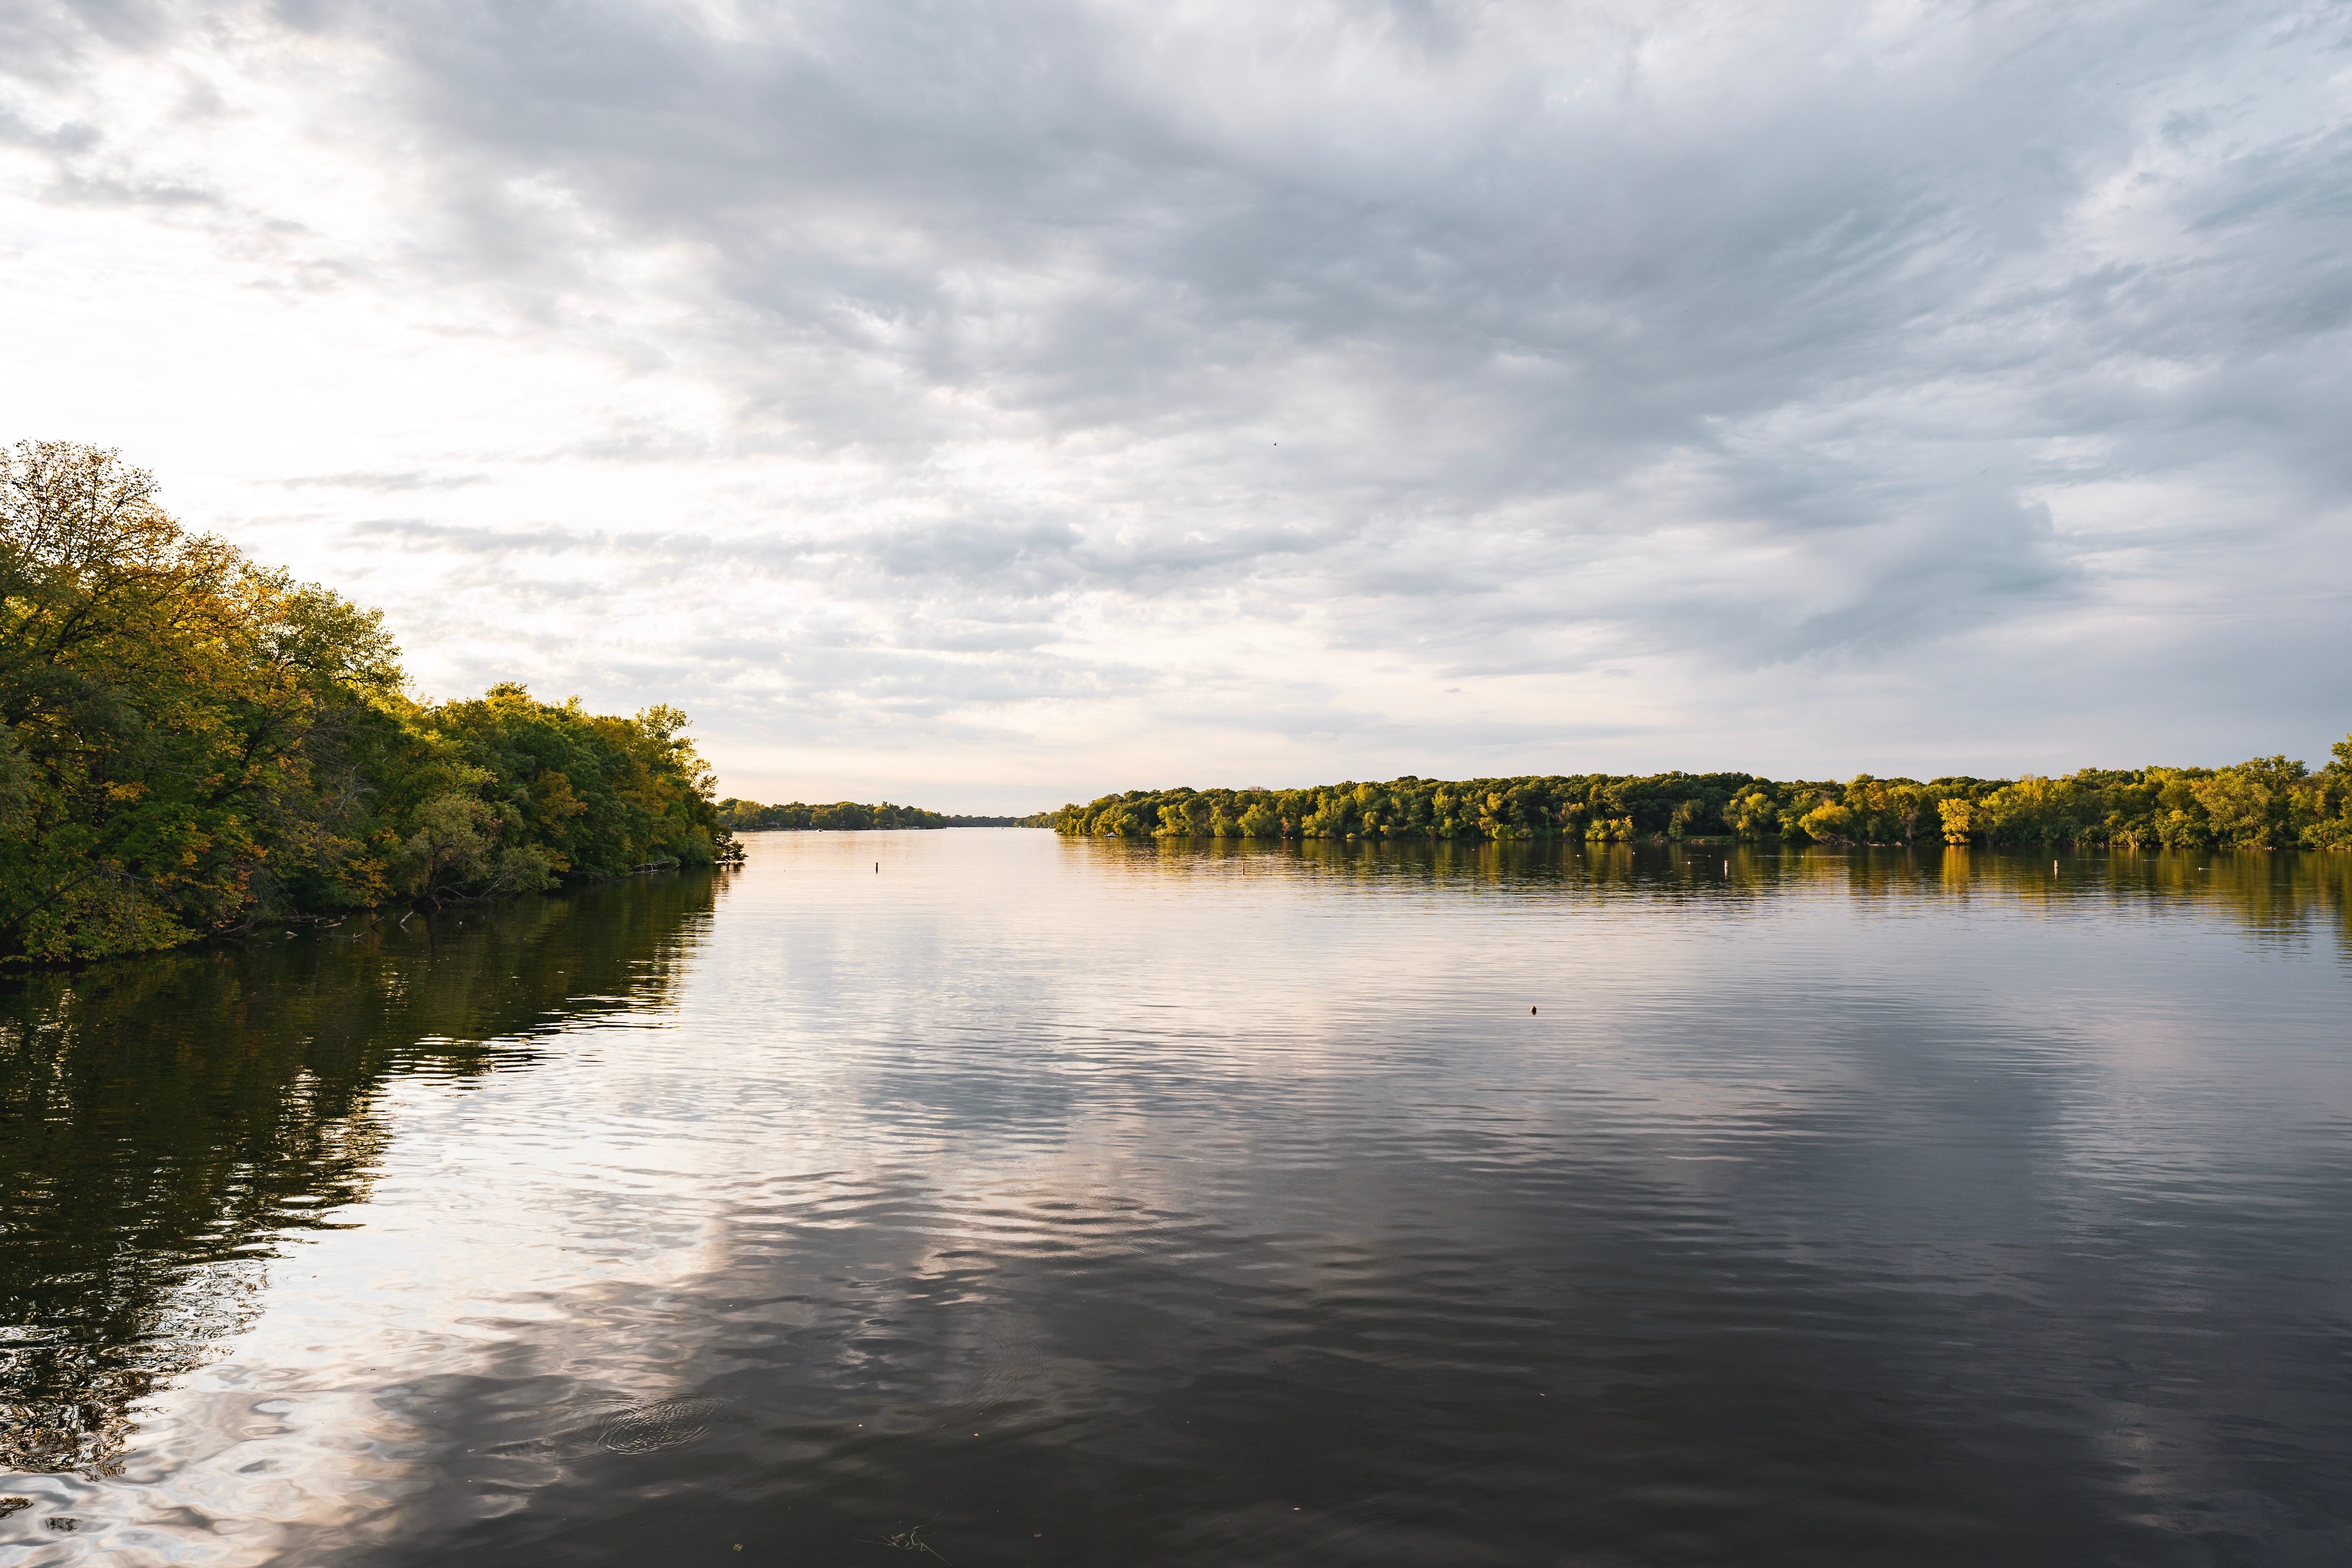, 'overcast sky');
5,1,2348,810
